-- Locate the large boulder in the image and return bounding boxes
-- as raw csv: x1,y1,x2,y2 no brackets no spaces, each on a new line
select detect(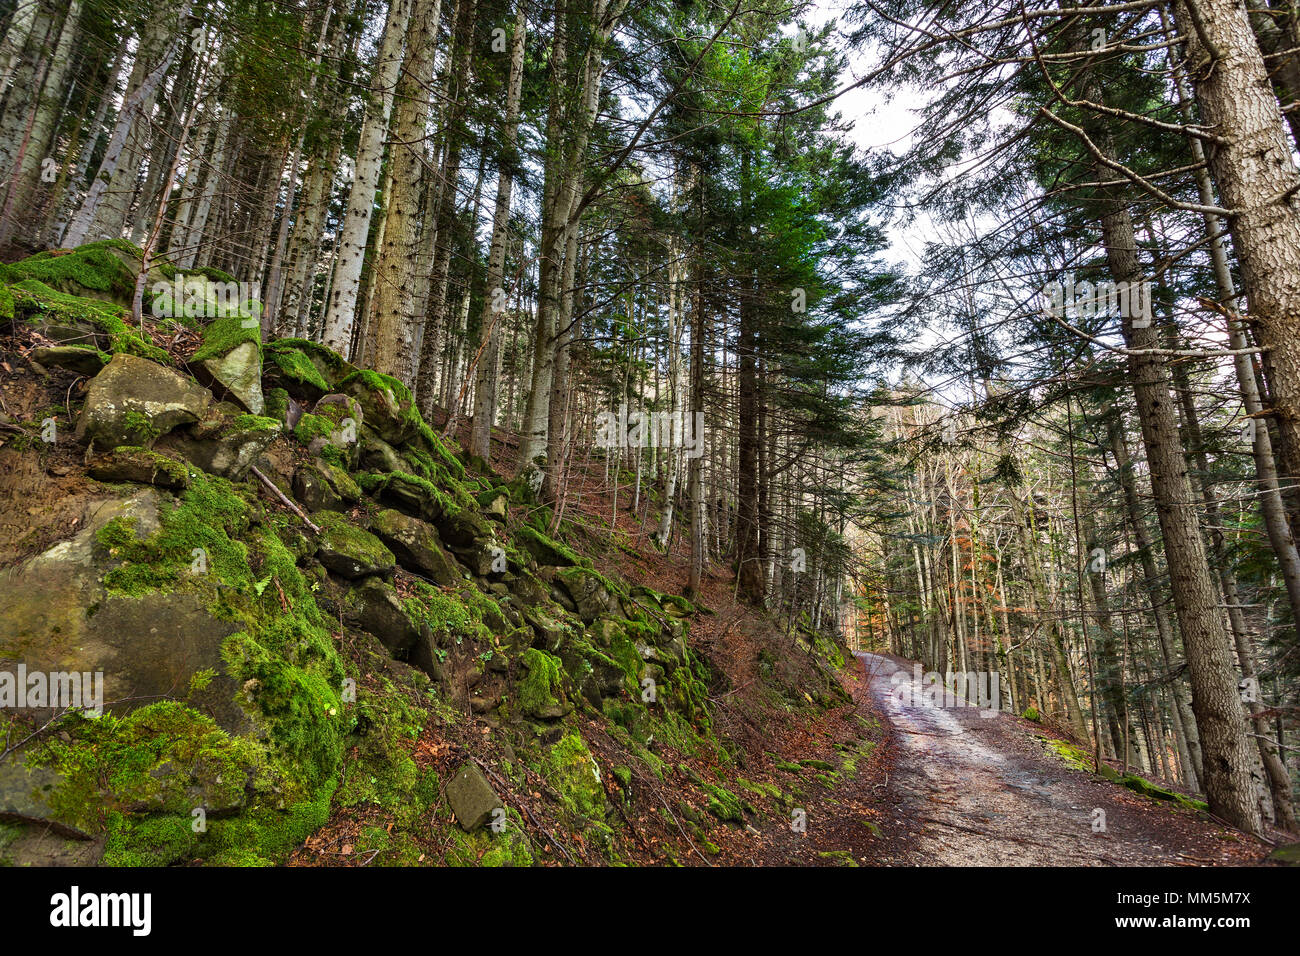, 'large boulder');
370,509,463,586
313,511,395,579
74,353,212,451
0,490,250,734
191,317,265,414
